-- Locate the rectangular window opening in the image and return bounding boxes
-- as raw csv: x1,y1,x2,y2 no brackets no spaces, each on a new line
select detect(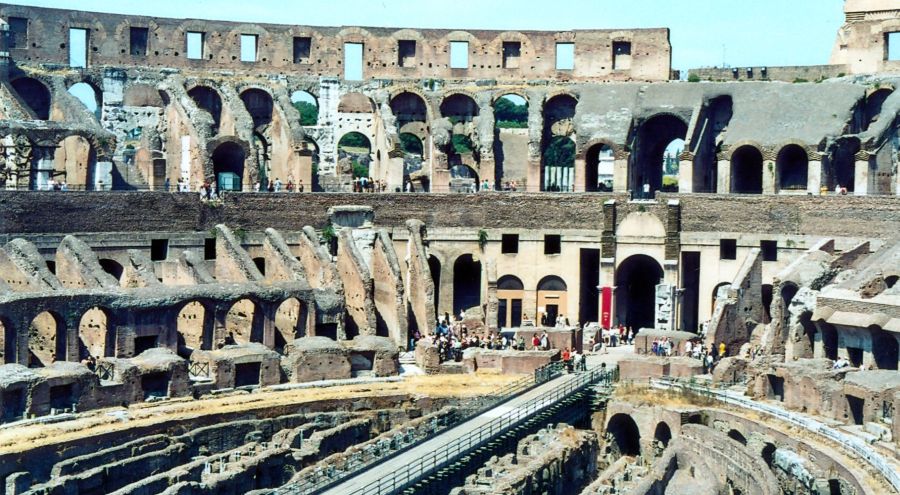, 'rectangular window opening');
502,41,521,69
450,41,469,69
555,42,574,71
501,234,519,254
888,32,900,61
8,17,28,49
344,42,363,81
293,36,311,64
240,34,258,62
720,239,737,260
613,41,632,70
398,39,416,68
761,240,778,262
68,27,88,68
186,31,204,60
150,239,169,261
129,27,149,57
544,235,562,255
